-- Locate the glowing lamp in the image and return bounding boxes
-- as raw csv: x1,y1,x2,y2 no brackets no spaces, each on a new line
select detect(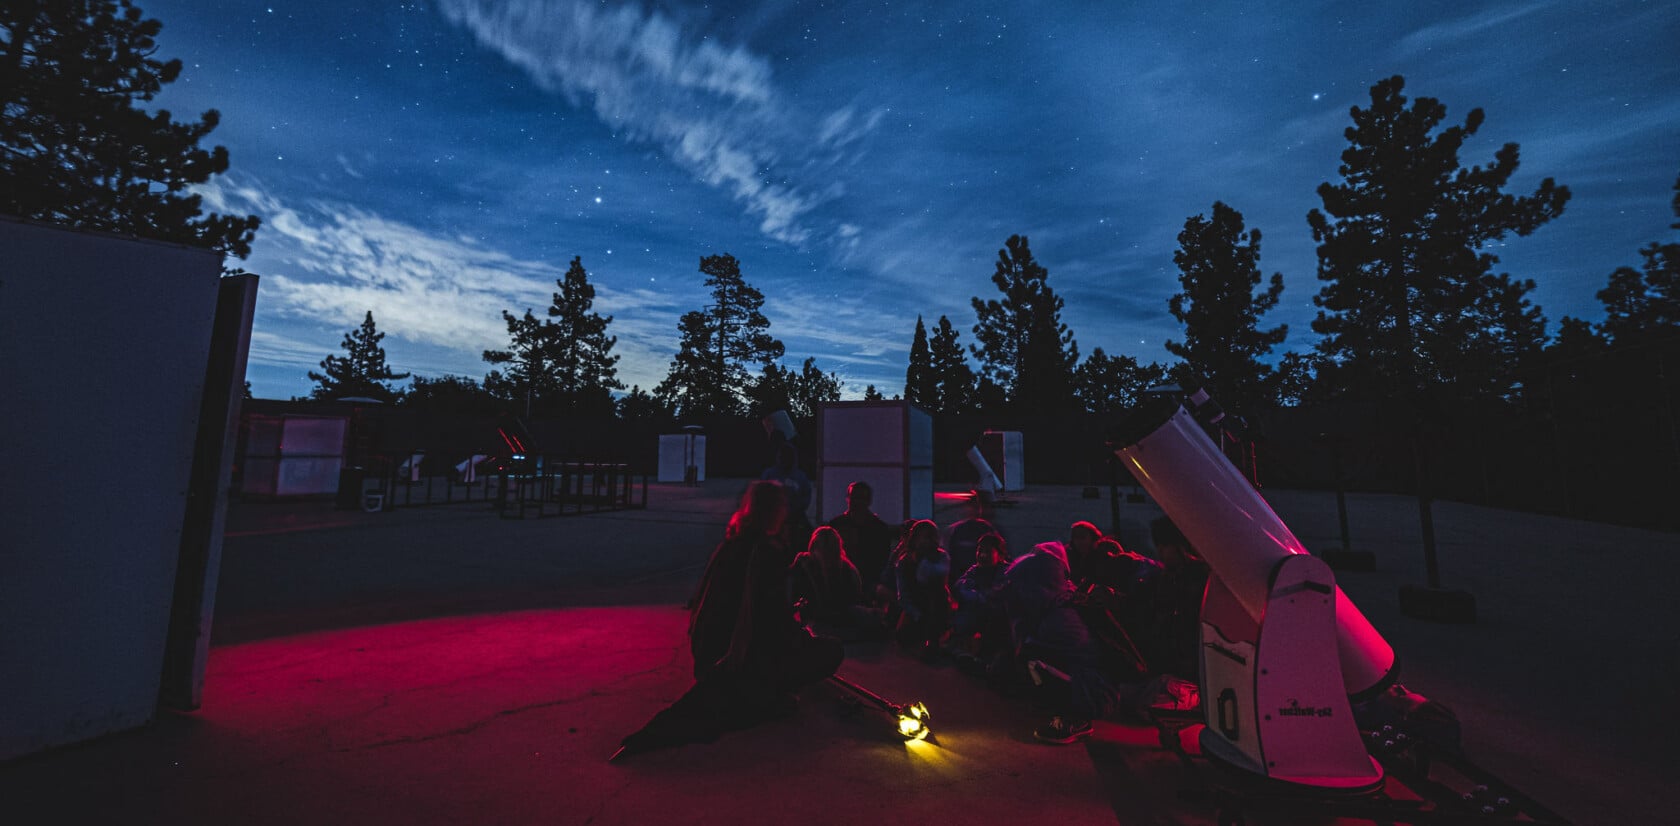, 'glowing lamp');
829,674,931,742
895,701,932,741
